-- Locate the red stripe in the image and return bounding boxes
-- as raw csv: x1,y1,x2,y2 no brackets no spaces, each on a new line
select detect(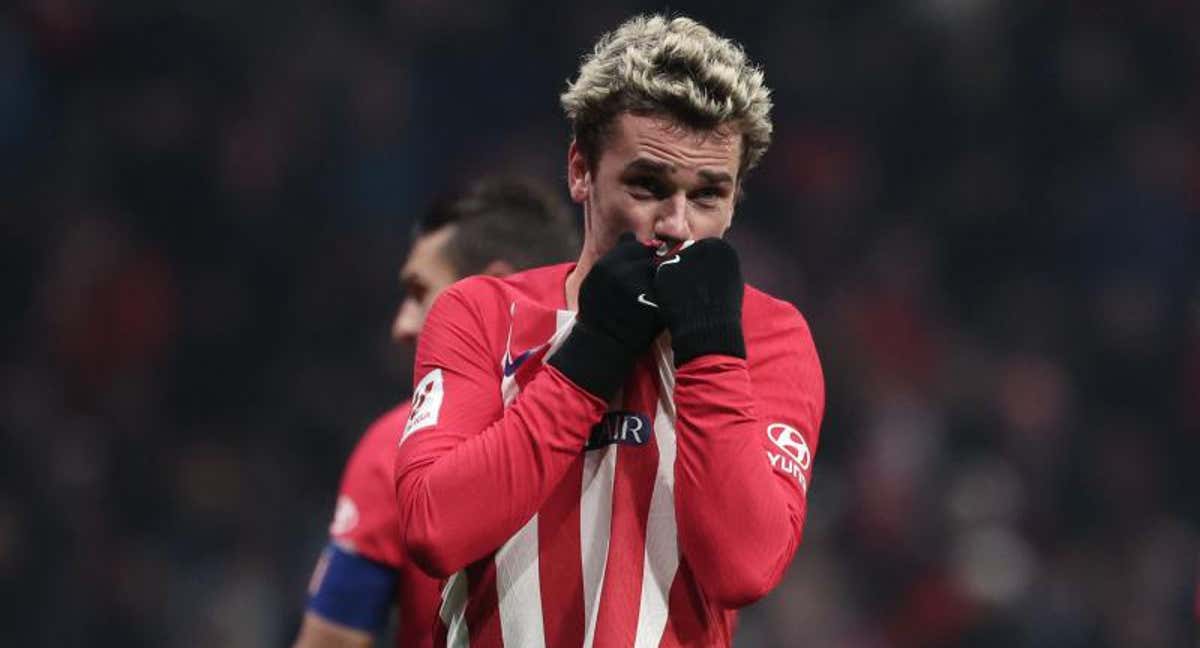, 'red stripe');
464,558,503,647
394,560,440,648
511,311,578,645
528,319,585,646
593,355,662,647
509,302,562,386
432,617,447,648
537,456,586,645
510,302,560,356
658,560,732,647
